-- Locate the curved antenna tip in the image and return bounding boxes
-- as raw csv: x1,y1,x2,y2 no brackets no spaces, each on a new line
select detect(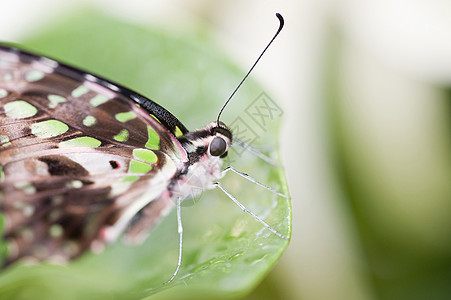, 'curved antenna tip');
216,13,285,125
275,13,284,32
